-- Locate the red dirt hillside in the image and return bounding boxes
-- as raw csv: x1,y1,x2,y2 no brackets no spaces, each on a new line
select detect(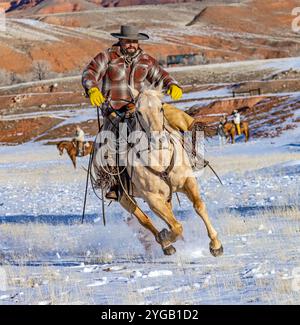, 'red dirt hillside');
6,0,102,14
1,0,299,80
5,0,198,14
